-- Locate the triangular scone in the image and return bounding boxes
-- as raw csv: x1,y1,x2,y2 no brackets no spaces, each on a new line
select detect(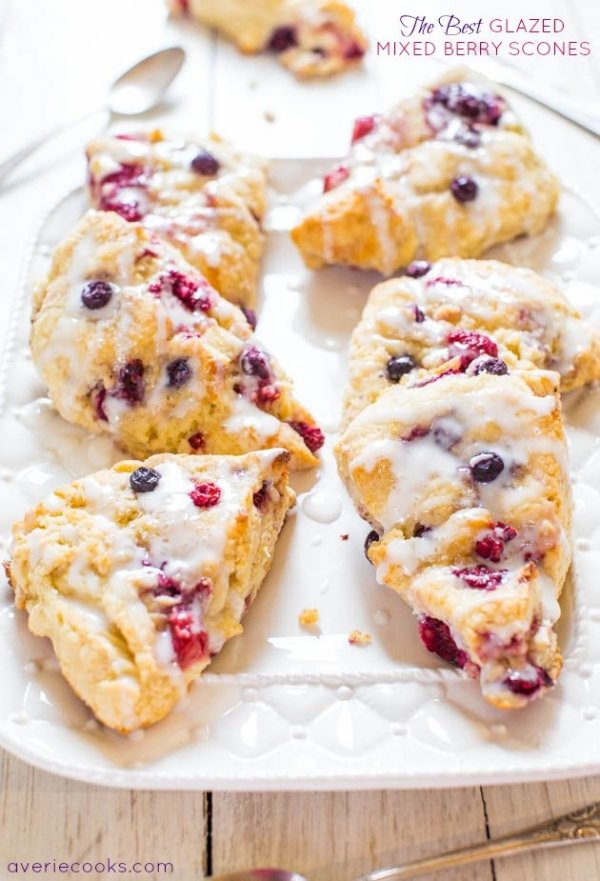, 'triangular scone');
167,0,367,78
335,370,571,709
292,68,559,273
86,130,267,309
343,258,600,425
7,450,294,732
31,211,323,469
